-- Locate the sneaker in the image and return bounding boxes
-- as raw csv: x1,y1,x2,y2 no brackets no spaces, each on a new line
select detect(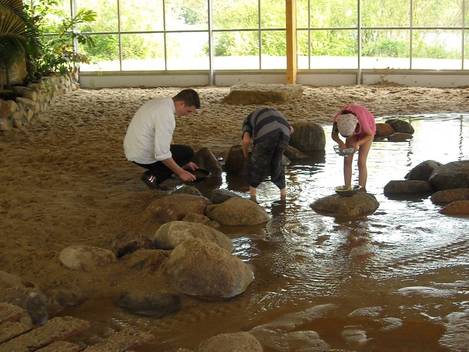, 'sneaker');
141,173,160,189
